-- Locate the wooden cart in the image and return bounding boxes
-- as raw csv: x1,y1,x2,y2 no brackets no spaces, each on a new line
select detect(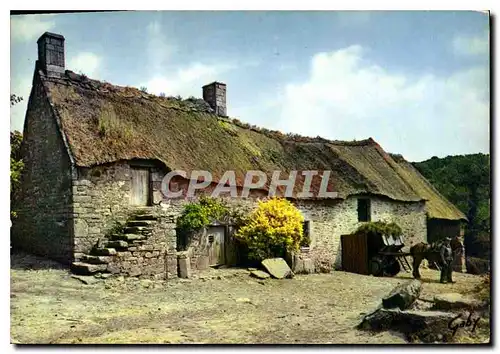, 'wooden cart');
369,234,412,277
341,232,412,277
